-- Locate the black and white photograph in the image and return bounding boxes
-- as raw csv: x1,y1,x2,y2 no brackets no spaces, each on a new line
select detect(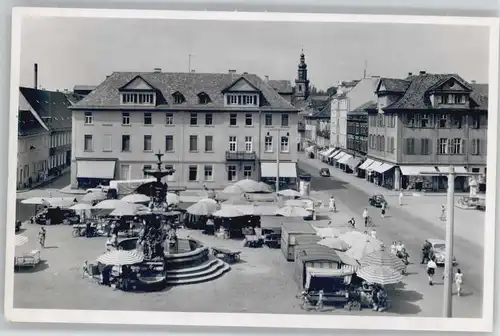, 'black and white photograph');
4,8,499,332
